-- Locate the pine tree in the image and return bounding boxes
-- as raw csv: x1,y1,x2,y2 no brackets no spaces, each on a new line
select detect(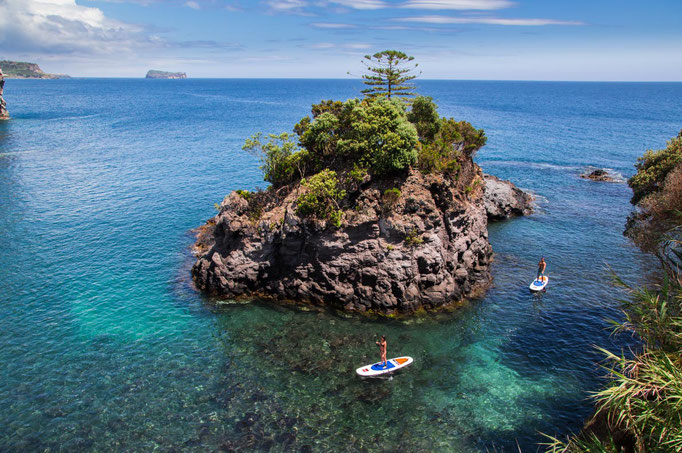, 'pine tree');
358,50,420,100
